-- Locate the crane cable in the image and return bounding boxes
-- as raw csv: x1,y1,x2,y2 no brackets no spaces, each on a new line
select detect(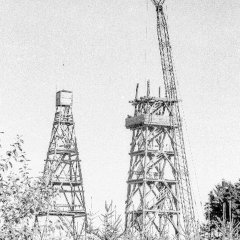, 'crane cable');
144,0,149,89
